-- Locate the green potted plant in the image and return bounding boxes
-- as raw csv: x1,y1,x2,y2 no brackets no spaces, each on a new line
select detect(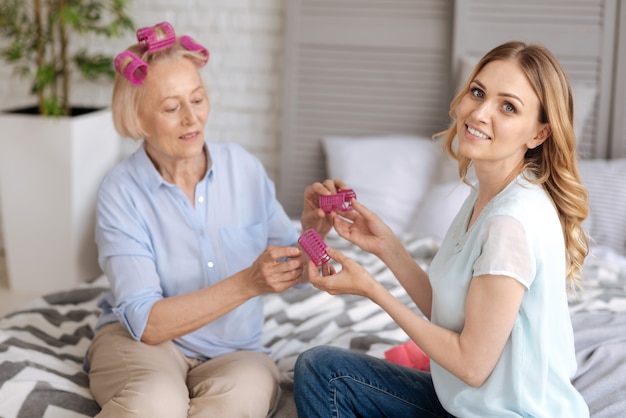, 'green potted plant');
0,0,135,293
0,0,134,116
